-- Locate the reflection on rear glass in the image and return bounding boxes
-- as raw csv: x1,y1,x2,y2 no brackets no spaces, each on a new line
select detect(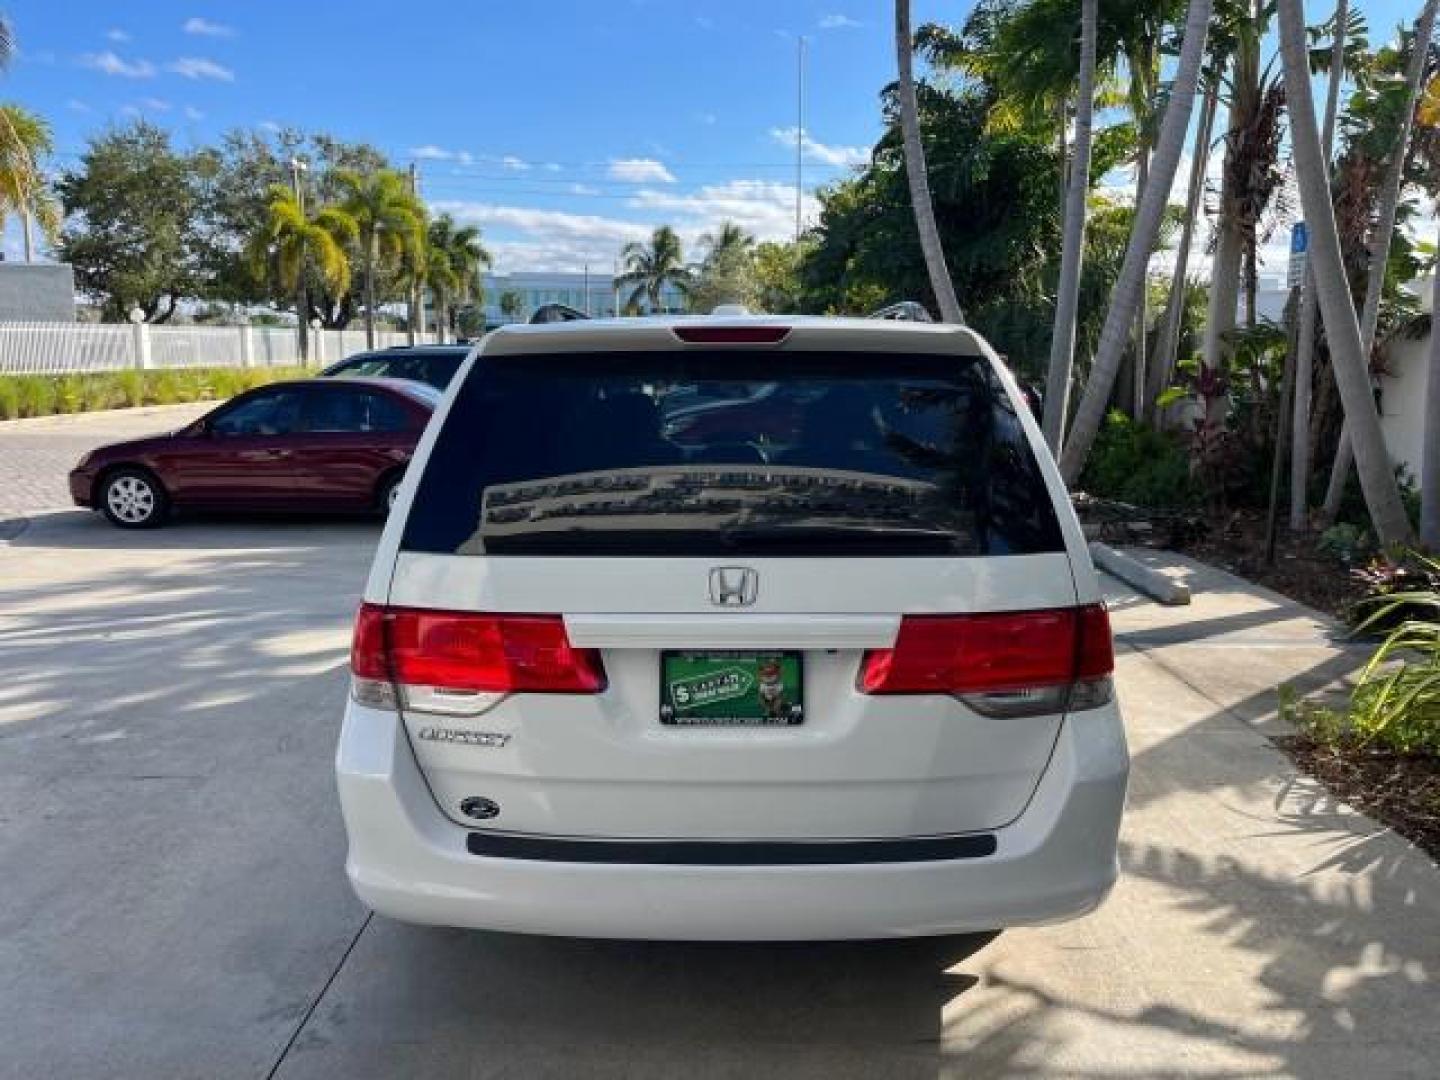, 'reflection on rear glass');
402,351,1063,557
